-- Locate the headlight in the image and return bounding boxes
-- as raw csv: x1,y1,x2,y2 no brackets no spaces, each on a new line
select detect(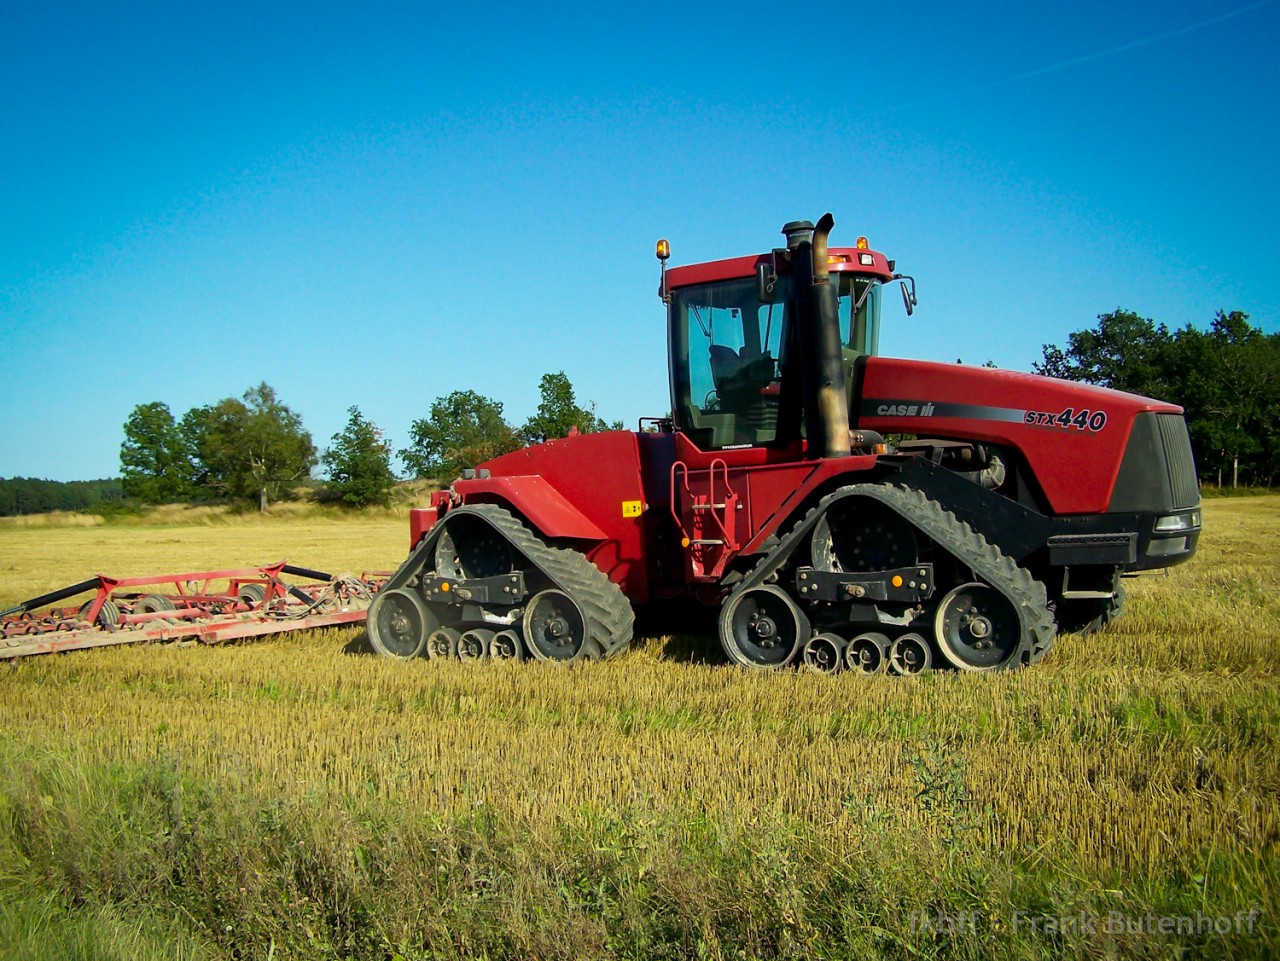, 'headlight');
1154,510,1200,532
